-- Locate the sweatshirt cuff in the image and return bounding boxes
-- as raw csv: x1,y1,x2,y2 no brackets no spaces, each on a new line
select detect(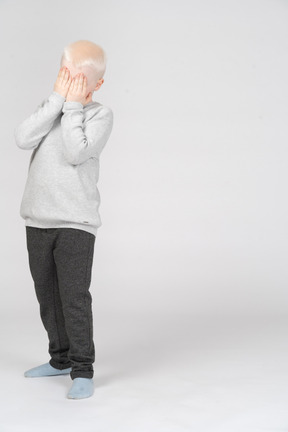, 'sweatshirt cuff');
62,101,84,112
50,91,66,104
